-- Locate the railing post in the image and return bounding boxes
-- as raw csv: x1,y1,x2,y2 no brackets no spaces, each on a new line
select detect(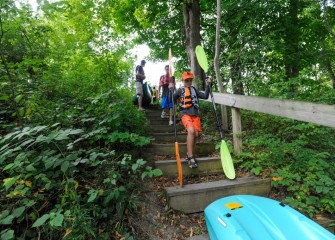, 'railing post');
231,107,242,153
